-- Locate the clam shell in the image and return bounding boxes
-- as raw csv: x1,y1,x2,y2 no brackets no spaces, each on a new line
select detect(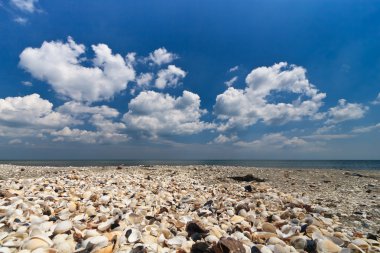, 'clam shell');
54,220,72,234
